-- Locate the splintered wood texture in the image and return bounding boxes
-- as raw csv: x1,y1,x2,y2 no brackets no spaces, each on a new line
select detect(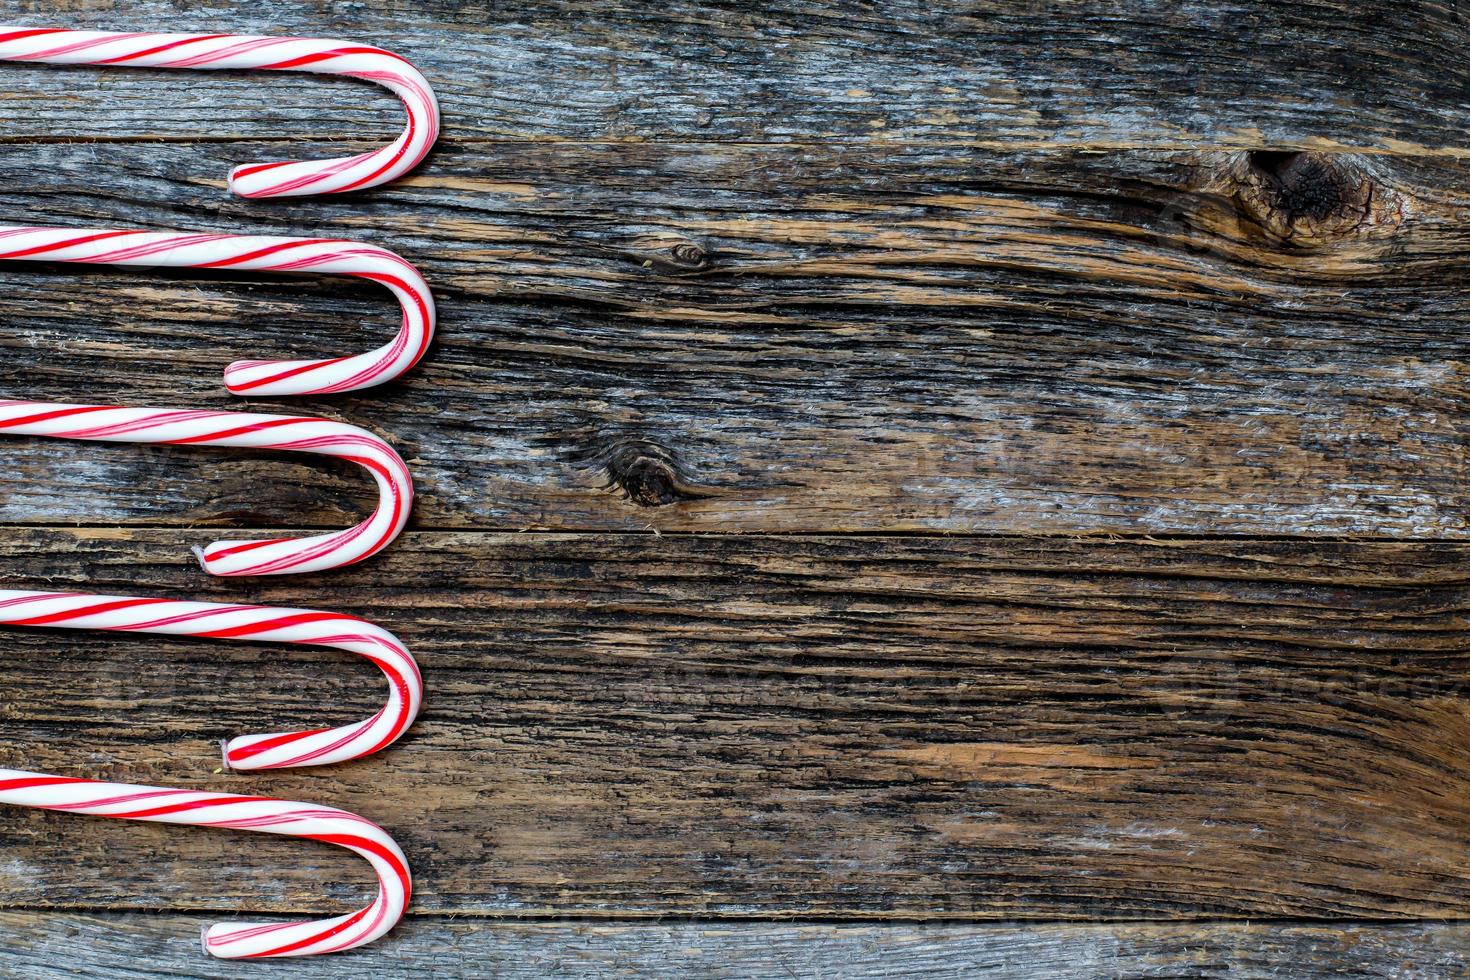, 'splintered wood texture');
4,530,1470,919
3,0,1470,152
3,142,1470,535
4,915,1470,979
